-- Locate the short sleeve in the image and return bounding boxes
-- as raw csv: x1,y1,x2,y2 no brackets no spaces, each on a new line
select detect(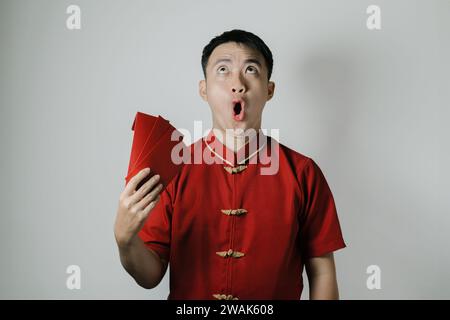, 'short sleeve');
137,178,175,262
298,158,346,258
